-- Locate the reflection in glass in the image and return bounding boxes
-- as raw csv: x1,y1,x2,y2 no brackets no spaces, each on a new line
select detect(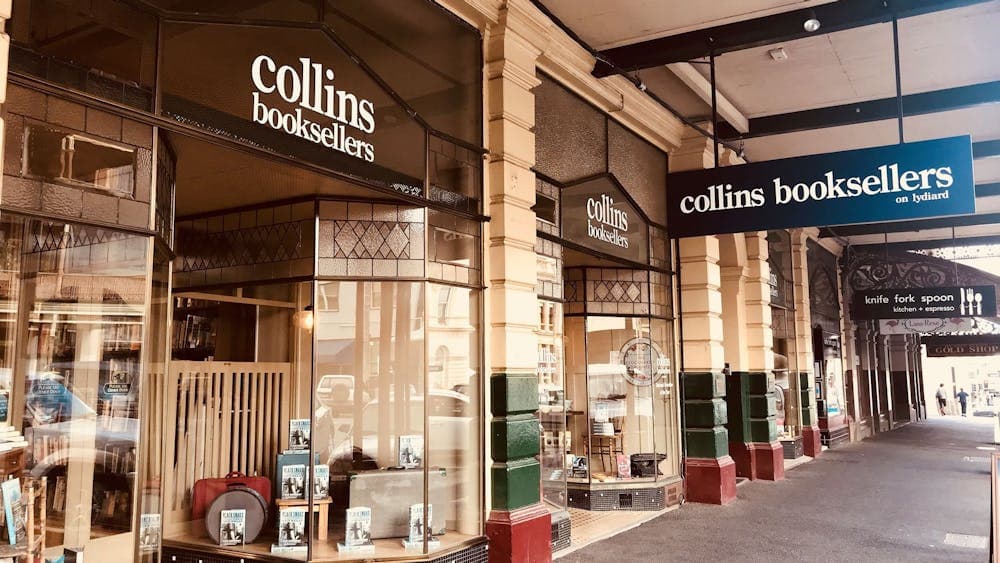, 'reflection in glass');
9,215,149,554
